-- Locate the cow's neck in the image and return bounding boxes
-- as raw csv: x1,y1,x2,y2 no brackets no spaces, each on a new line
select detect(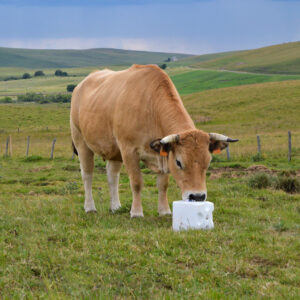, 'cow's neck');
157,97,195,136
